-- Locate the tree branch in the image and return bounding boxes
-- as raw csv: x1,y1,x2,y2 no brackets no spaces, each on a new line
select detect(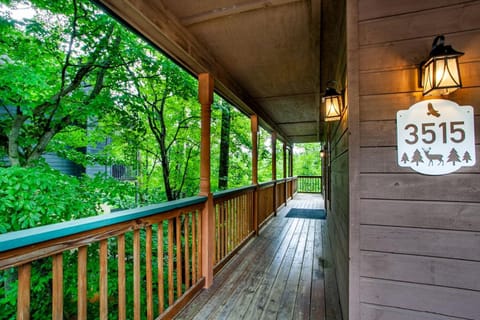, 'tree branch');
165,116,199,152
